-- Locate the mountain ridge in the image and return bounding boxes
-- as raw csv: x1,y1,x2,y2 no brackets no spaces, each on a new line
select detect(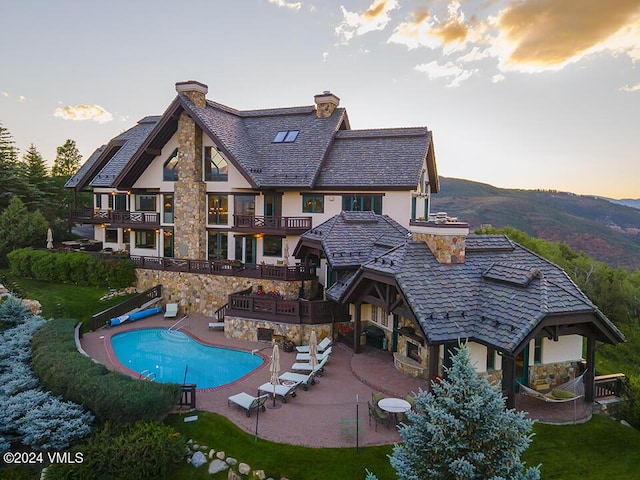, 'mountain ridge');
430,177,640,270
